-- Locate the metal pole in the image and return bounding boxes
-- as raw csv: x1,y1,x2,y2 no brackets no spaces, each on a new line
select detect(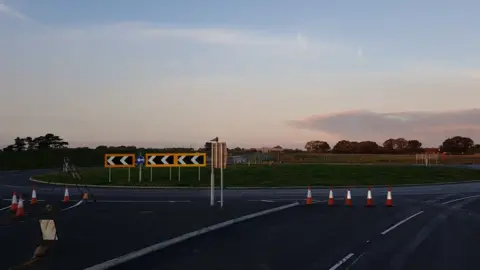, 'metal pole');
139,164,142,182
198,167,200,181
220,165,224,208
109,168,111,183
178,167,181,182
150,167,153,182
220,142,224,208
210,143,215,206
128,167,131,182
169,167,172,180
